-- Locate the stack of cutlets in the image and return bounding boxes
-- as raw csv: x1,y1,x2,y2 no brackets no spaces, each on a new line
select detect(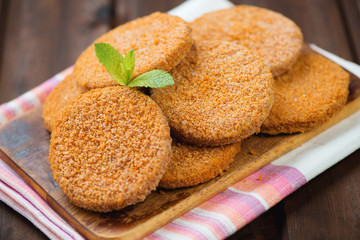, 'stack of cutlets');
43,6,350,212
